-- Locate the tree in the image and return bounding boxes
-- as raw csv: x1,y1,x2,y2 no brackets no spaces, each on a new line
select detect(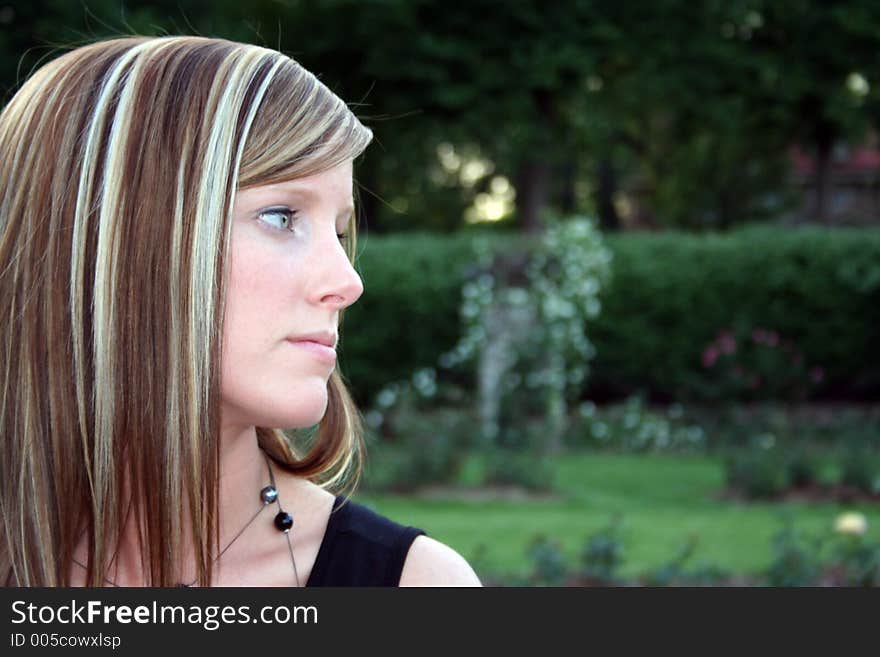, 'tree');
247,0,605,232
6,1,880,231
747,0,880,221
